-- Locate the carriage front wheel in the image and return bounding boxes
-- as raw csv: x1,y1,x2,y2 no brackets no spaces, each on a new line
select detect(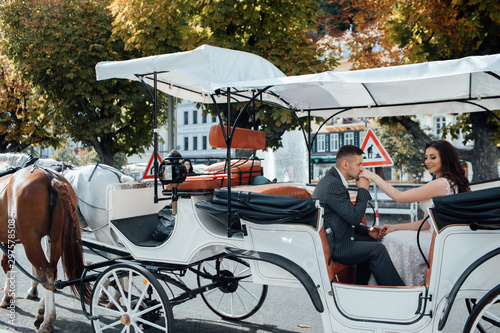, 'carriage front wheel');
90,263,174,332
464,283,500,333
197,256,268,320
